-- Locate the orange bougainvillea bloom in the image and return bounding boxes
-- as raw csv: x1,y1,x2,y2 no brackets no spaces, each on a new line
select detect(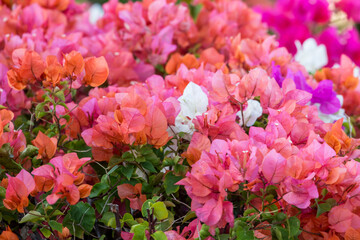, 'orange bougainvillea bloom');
324,118,352,153
58,226,71,240
117,183,146,210
0,226,19,240
44,55,64,87
199,47,225,66
31,131,57,160
83,56,109,87
144,106,171,148
182,132,211,165
78,184,92,198
35,0,70,11
344,227,360,240
0,109,14,138
165,53,199,74
64,51,84,76
7,49,46,90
